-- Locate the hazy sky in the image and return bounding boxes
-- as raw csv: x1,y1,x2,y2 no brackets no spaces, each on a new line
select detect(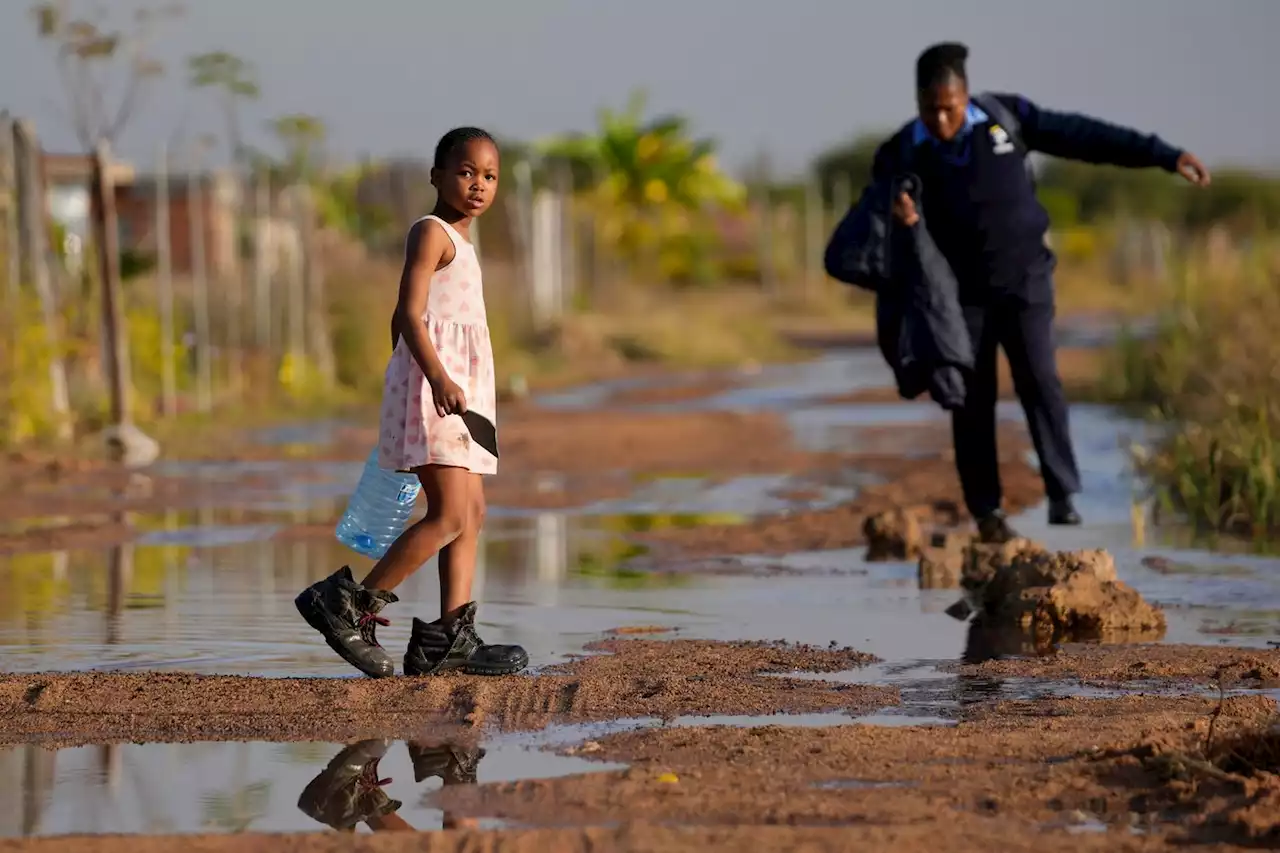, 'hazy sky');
1,0,1274,176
